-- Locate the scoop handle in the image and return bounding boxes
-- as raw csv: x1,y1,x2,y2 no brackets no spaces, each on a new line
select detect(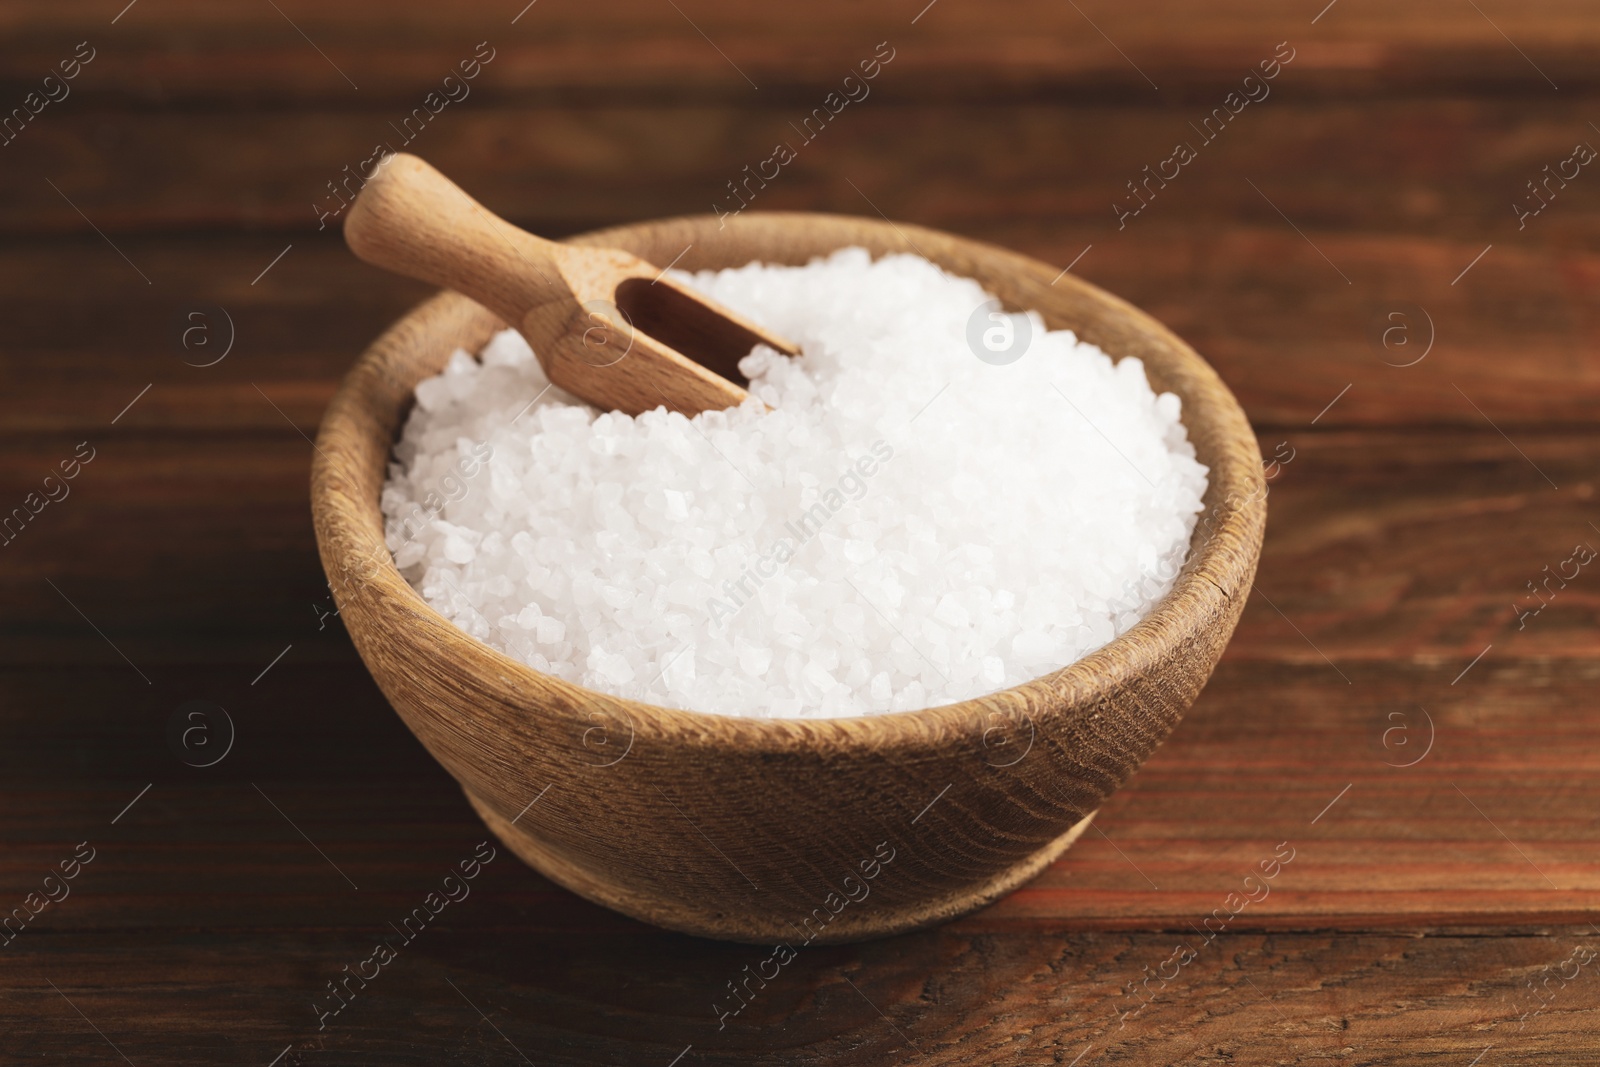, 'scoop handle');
343,152,567,326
